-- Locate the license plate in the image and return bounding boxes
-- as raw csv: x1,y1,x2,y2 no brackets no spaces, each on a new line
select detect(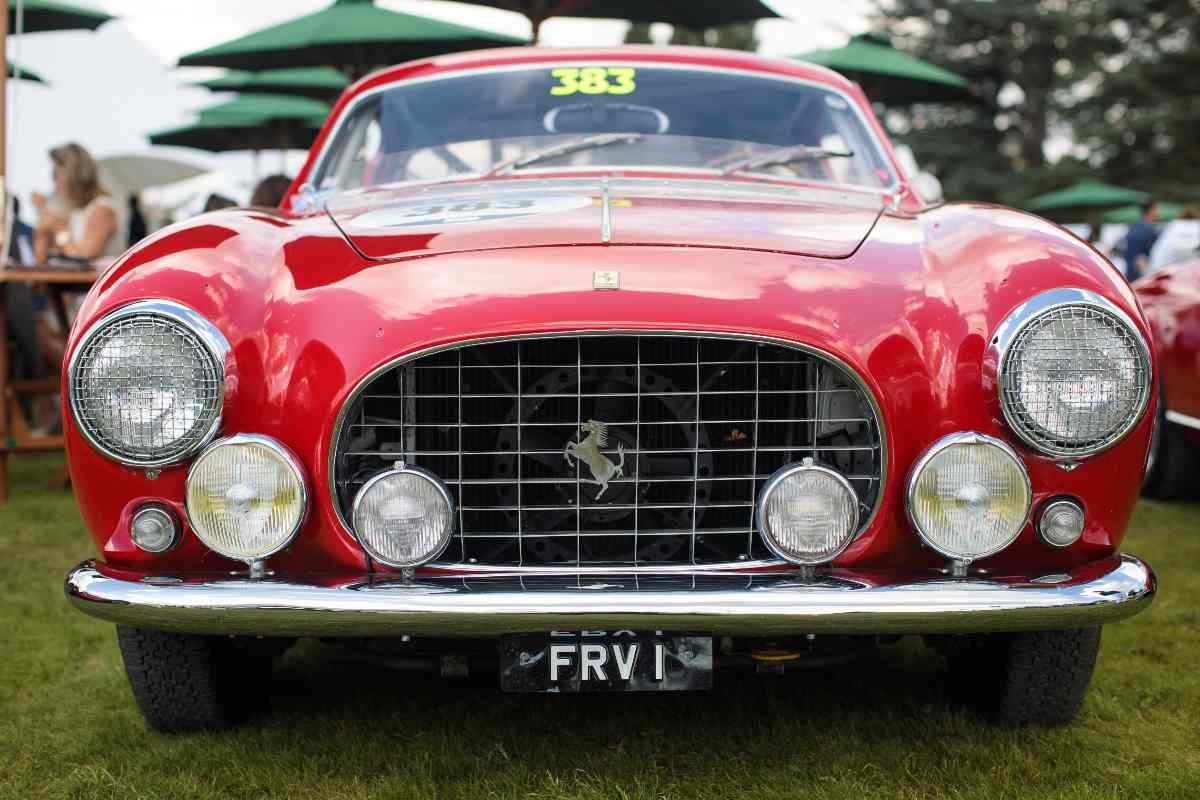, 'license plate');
499,631,713,692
